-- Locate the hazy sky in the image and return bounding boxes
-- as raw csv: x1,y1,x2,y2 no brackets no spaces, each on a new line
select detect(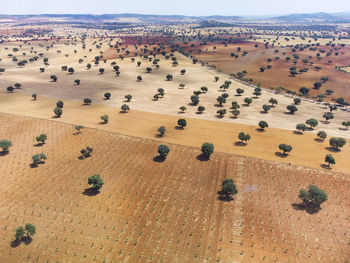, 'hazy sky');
0,0,349,16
